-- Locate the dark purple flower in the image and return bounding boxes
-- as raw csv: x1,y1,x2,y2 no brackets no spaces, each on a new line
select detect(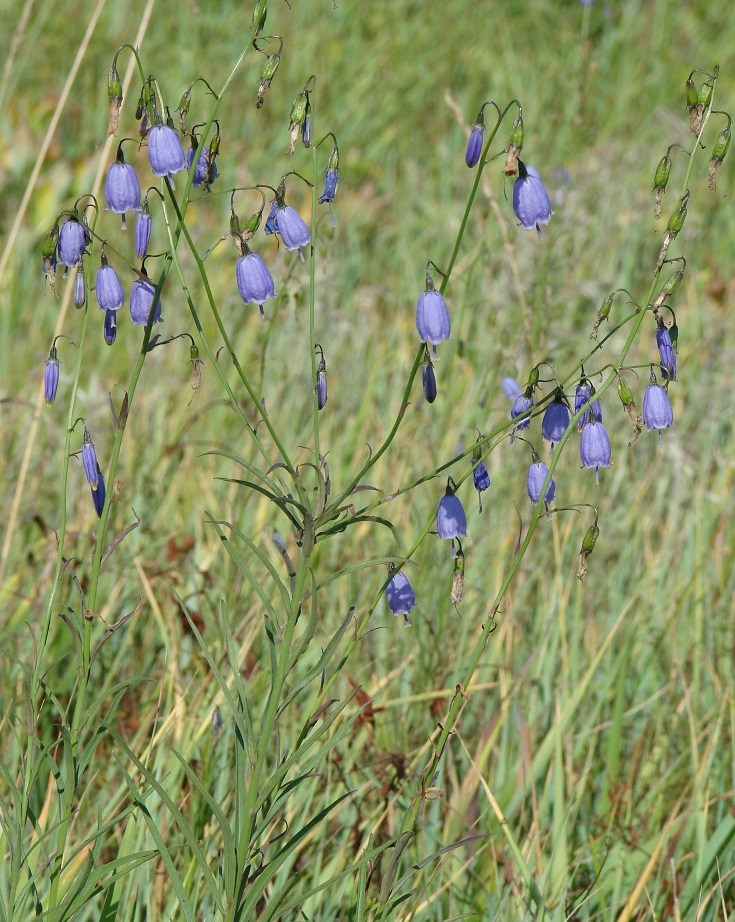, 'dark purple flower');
513,160,553,237
186,145,219,187
277,205,311,258
57,217,90,268
315,345,328,410
643,381,674,446
147,125,185,178
301,113,312,148
386,569,416,626
135,209,152,260
422,356,437,403
542,394,570,452
82,429,99,490
465,124,484,168
416,278,450,349
104,309,117,345
527,456,555,517
130,279,162,326
95,262,125,312
656,324,677,382
236,251,276,316
574,379,602,430
92,466,106,517
44,346,60,405
502,377,522,399
472,460,491,513
579,419,611,484
437,482,467,555
264,200,279,236
105,150,141,227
